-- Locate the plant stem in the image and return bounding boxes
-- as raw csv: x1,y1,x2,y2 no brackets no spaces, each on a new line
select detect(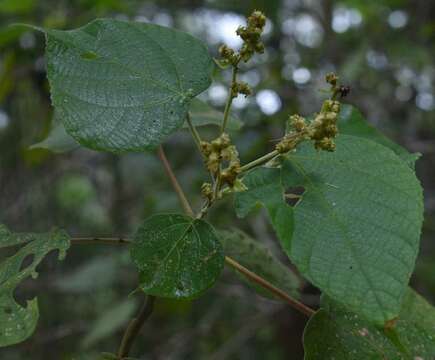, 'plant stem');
70,237,131,245
239,149,279,173
157,145,194,217
221,66,238,133
70,149,315,318
154,151,315,316
69,237,315,317
224,256,315,317
186,112,203,153
117,295,155,359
